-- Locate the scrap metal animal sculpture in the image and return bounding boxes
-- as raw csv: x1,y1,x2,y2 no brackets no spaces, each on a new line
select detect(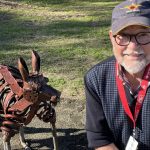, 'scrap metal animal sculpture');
0,50,61,150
